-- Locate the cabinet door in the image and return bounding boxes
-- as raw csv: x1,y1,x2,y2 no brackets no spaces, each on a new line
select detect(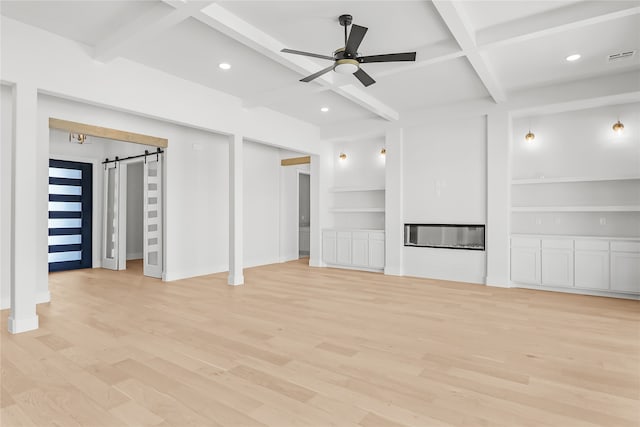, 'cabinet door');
611,252,640,293
542,249,574,288
336,232,352,265
322,232,336,264
352,232,369,267
511,247,540,285
369,238,385,269
575,250,609,290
